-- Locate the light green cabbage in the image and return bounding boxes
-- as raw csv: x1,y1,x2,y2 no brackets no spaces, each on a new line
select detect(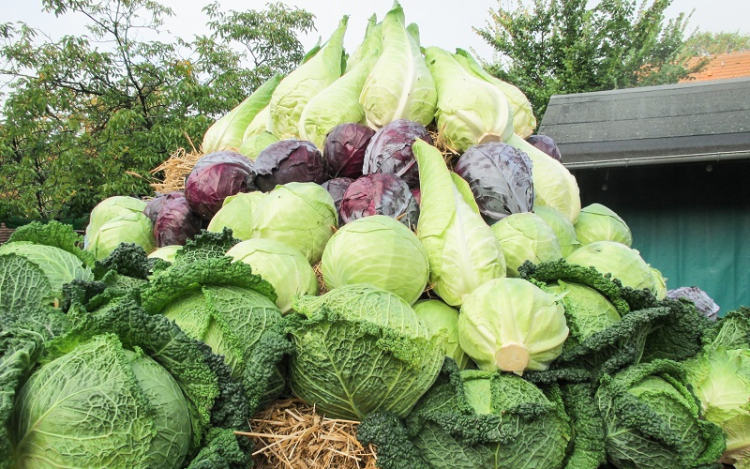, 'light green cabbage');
425,46,513,153
85,196,147,248
269,17,348,138
237,131,278,160
242,105,271,140
12,334,192,469
286,284,444,420
87,212,156,260
359,2,437,128
508,134,581,223
298,16,382,149
207,191,267,240
685,347,750,468
321,215,428,305
651,266,668,299
413,139,505,307
546,280,621,342
574,203,632,246
458,277,568,375
226,238,318,313
0,242,93,305
147,245,182,263
454,49,537,138
491,212,563,276
202,75,282,153
413,300,471,369
533,205,581,257
566,241,659,294
344,15,380,72
249,182,337,264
